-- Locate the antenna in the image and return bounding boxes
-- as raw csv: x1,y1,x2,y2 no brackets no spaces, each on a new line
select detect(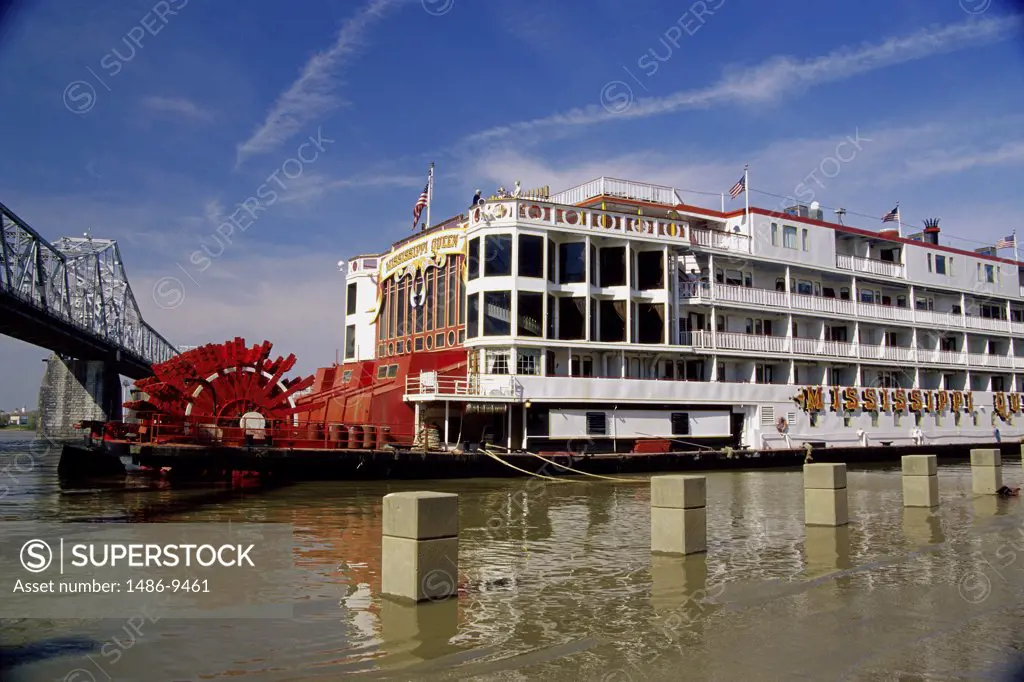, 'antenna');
834,208,846,225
